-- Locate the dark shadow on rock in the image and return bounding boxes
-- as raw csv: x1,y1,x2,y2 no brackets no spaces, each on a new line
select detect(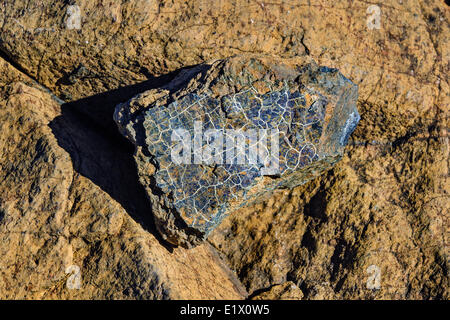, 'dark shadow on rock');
49,71,182,252
303,189,328,222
